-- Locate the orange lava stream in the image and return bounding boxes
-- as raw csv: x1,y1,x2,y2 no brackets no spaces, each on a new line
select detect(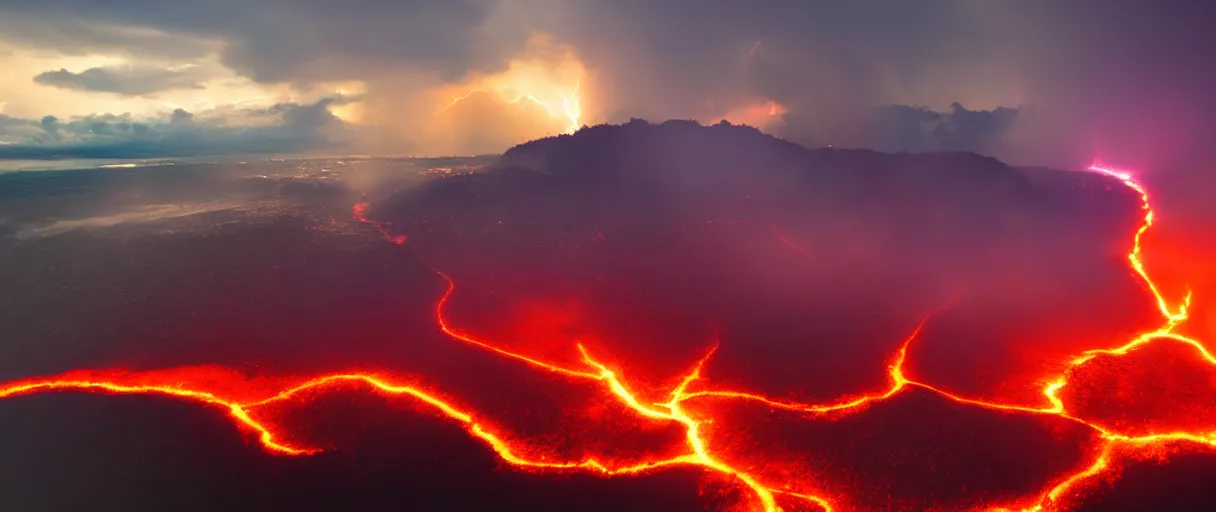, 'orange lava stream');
0,371,700,476
674,162,1216,510
0,276,822,511
351,202,407,245
1,161,1213,511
